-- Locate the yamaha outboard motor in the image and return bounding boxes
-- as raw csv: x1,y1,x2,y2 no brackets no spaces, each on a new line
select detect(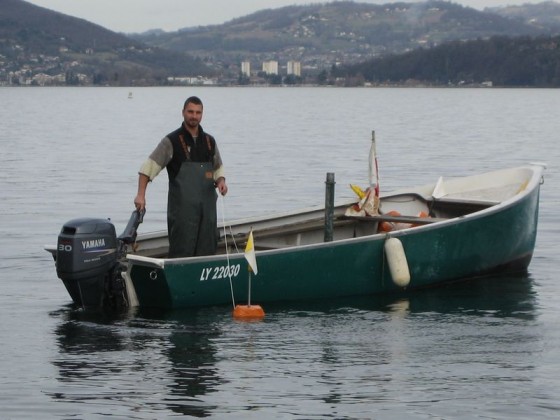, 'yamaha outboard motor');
55,210,144,309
